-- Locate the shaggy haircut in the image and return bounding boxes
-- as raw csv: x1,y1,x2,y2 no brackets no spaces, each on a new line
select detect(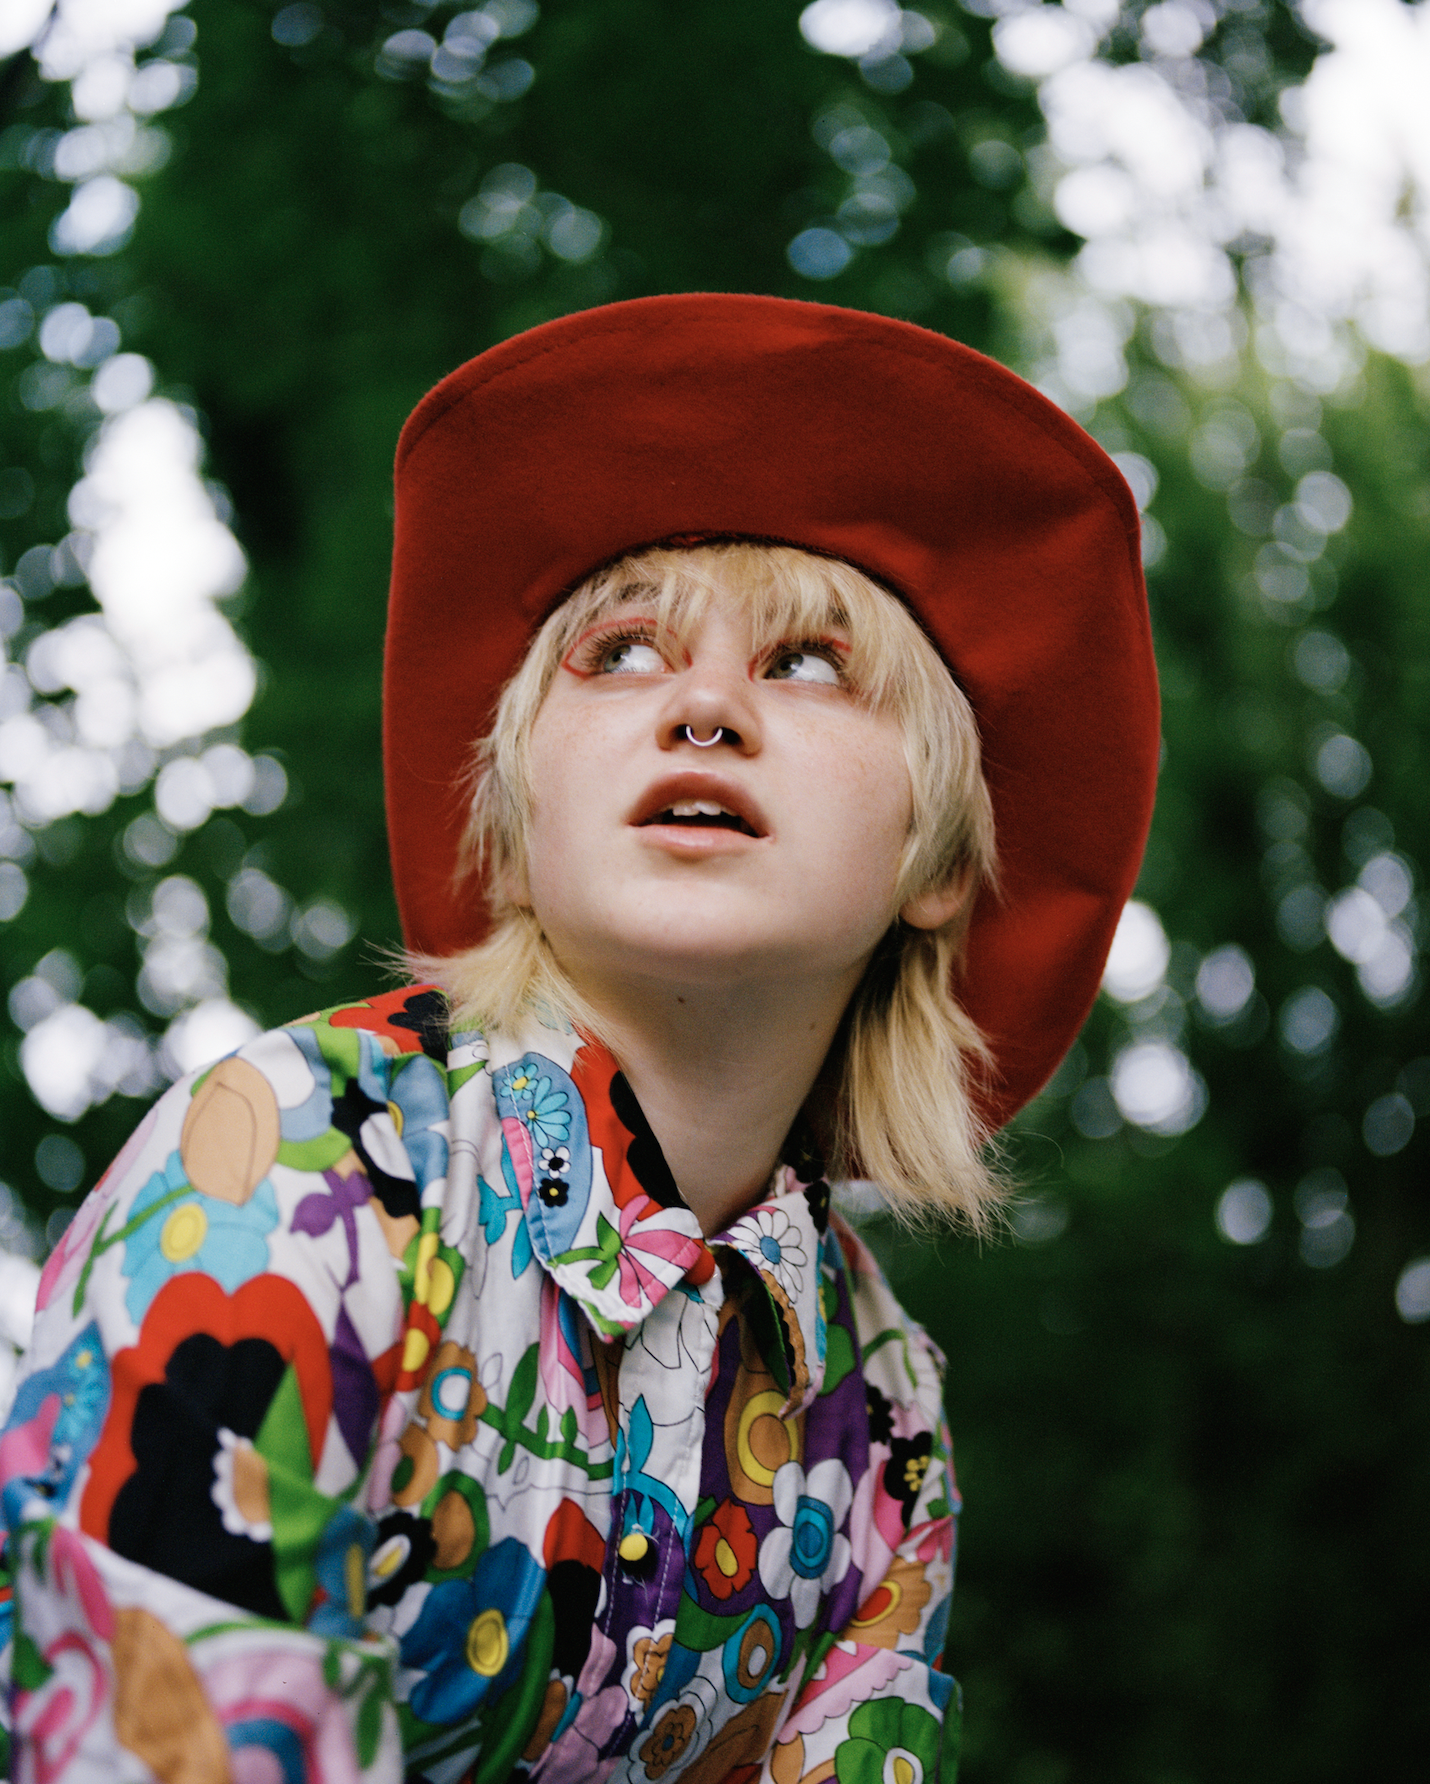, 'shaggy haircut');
416,542,1004,1228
